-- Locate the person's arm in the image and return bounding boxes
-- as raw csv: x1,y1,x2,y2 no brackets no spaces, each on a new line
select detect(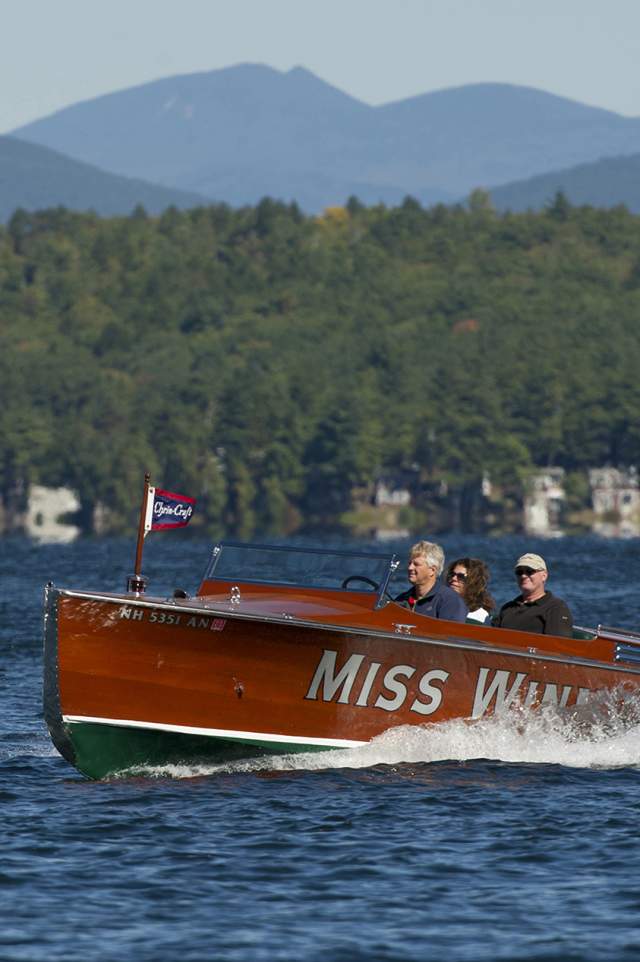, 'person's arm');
543,599,573,637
